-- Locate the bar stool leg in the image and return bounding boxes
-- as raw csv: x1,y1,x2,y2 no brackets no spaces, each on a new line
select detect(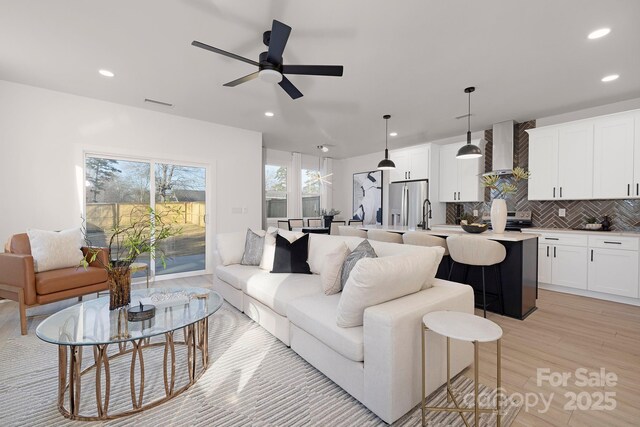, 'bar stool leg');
474,341,479,426
421,324,426,426
481,266,487,318
497,338,502,427
447,261,456,281
496,264,505,315
446,337,451,403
